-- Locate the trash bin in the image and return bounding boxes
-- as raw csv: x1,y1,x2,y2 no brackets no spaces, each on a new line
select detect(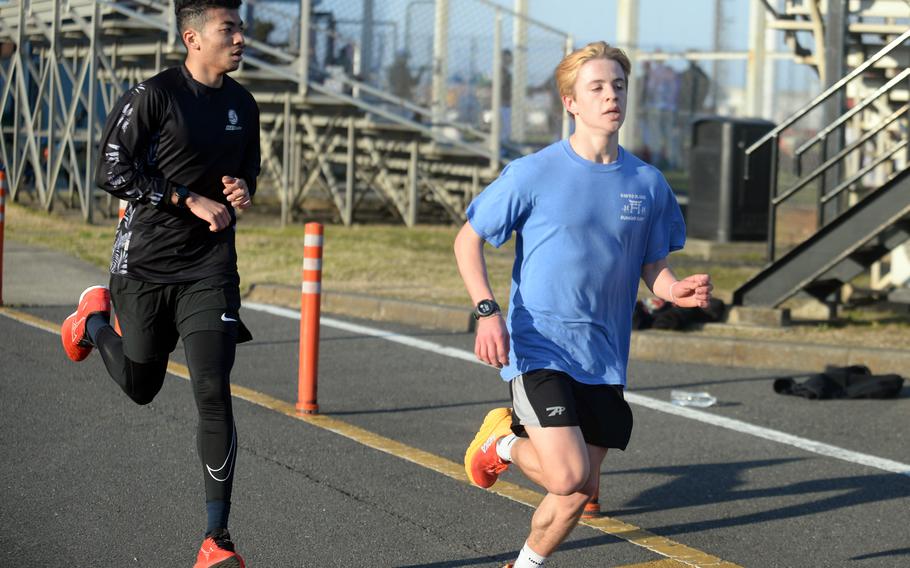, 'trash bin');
687,116,775,242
